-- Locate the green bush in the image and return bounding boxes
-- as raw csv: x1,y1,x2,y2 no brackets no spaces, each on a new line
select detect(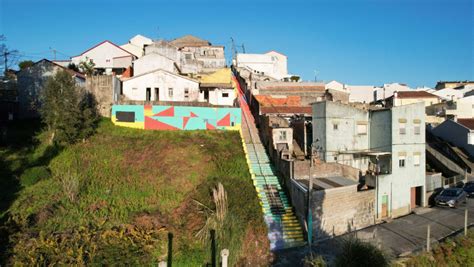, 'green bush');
19,166,51,187
335,237,389,267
